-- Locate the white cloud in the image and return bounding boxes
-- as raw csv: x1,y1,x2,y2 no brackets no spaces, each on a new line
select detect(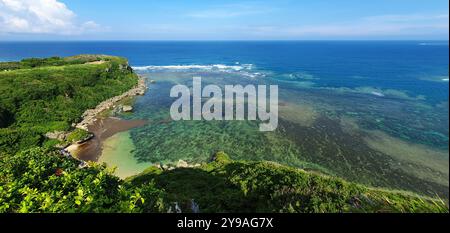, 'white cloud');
188,10,256,19
0,0,101,35
187,3,272,19
1,0,24,11
81,21,101,31
363,14,449,22
243,13,449,39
